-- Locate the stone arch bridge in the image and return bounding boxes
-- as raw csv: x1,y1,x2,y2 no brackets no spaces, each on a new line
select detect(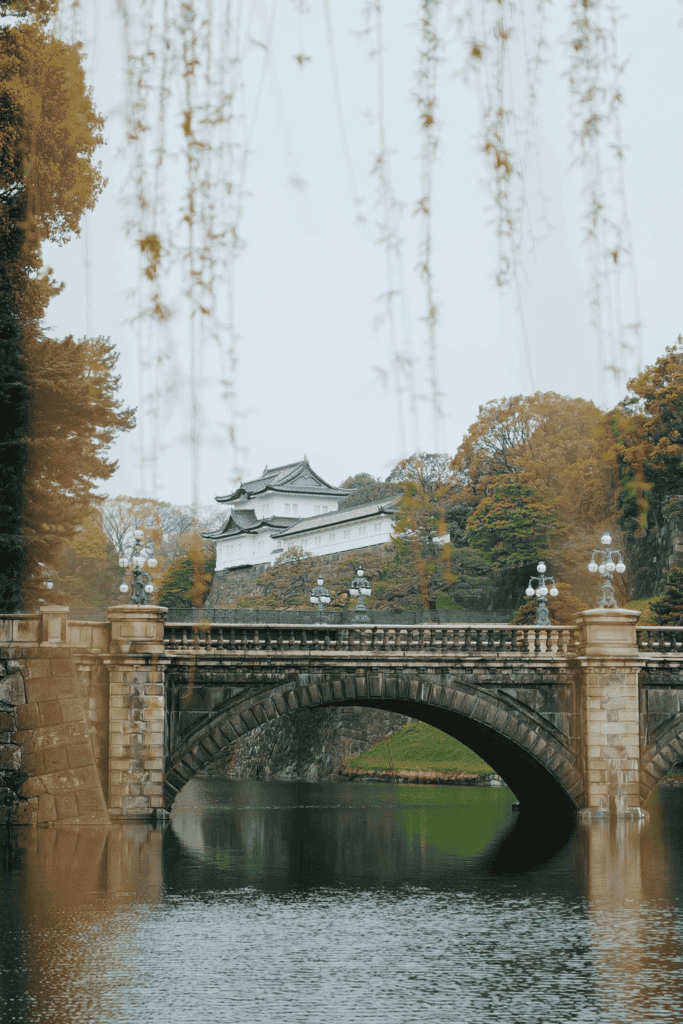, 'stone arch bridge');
2,605,683,825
